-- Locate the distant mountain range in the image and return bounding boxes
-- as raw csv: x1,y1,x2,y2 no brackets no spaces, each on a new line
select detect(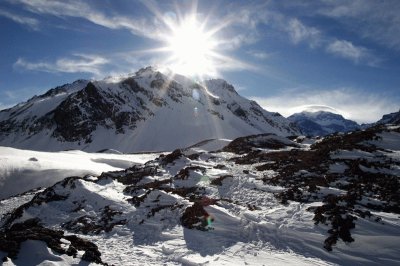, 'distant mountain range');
1,66,398,149
288,111,360,136
0,67,299,152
